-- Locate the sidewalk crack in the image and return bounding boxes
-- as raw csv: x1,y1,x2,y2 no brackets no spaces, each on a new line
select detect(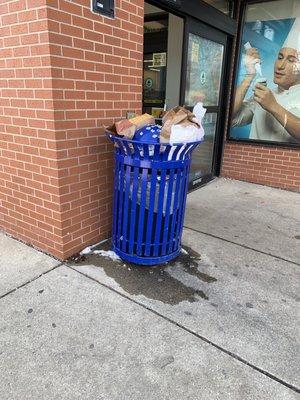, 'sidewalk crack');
184,226,300,267
0,263,63,301
67,264,300,395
